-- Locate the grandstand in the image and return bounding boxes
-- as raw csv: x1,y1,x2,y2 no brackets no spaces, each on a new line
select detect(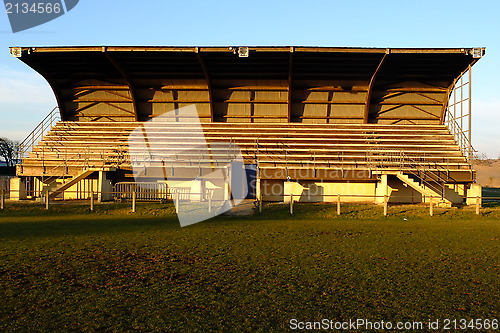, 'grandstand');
9,46,484,205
